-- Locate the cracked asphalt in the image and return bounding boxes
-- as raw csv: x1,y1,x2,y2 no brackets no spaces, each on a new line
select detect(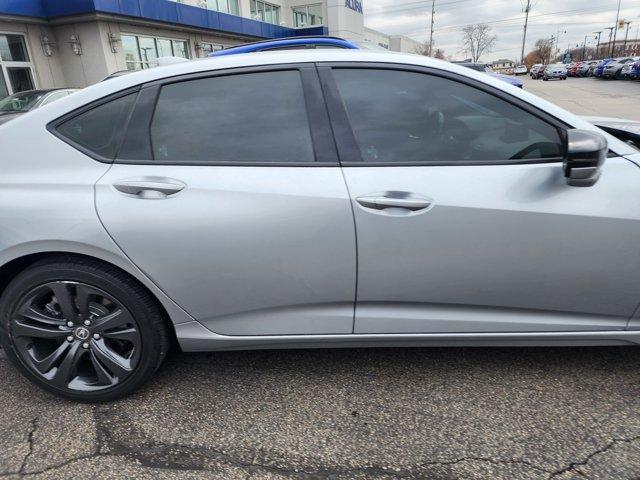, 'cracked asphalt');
1,346,640,479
